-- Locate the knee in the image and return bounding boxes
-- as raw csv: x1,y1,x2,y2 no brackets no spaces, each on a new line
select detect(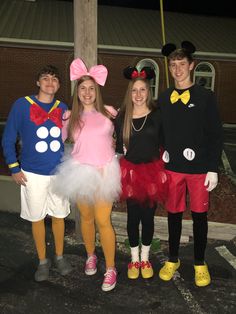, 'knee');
52,217,64,225
96,217,111,230
81,216,94,225
191,211,207,223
